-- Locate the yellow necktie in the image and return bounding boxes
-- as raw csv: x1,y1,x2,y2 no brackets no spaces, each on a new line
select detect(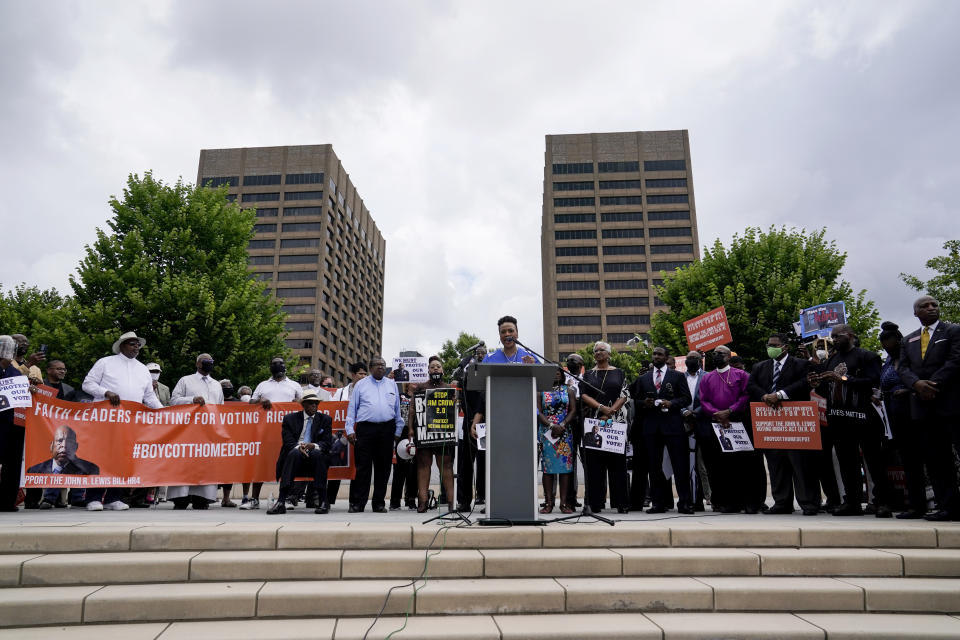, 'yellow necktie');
921,326,930,359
